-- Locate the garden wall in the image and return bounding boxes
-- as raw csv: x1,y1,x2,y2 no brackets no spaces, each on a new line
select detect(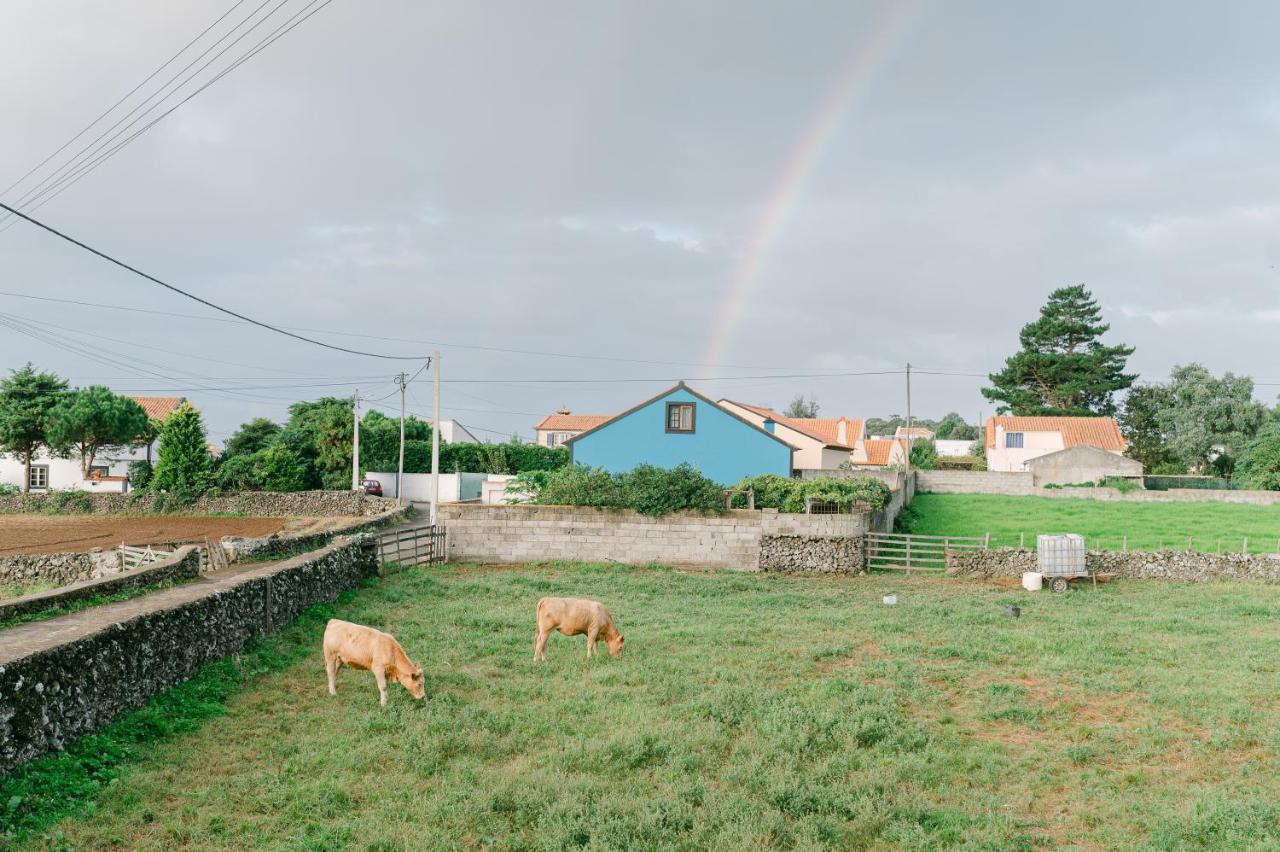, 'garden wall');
915,470,1037,495
0,490,400,517
439,504,872,572
946,547,1280,582
0,547,202,622
916,470,1280,505
0,536,378,774
0,550,120,589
